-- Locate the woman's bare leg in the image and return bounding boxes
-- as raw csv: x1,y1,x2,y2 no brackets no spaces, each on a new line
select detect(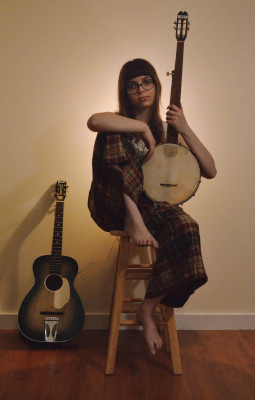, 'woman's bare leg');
137,295,165,355
123,193,158,248
124,193,161,353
